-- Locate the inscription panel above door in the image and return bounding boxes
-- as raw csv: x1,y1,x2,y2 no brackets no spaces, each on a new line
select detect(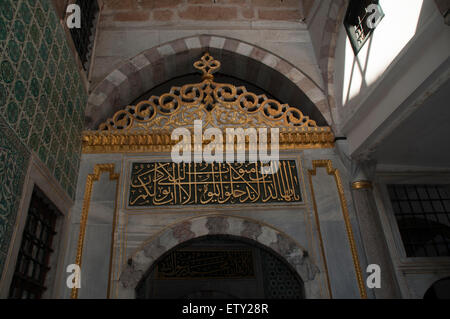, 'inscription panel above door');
128,161,302,207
